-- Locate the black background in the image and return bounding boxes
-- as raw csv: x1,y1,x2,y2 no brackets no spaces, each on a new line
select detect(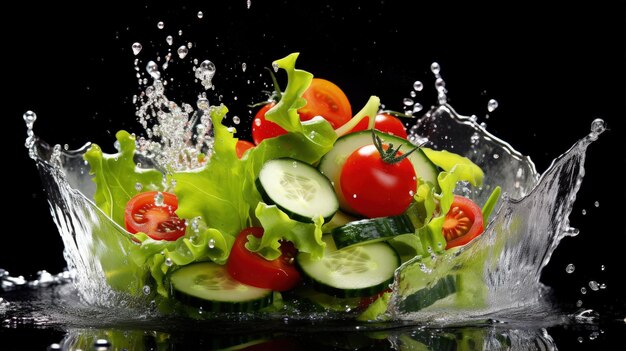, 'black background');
2,0,625,346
